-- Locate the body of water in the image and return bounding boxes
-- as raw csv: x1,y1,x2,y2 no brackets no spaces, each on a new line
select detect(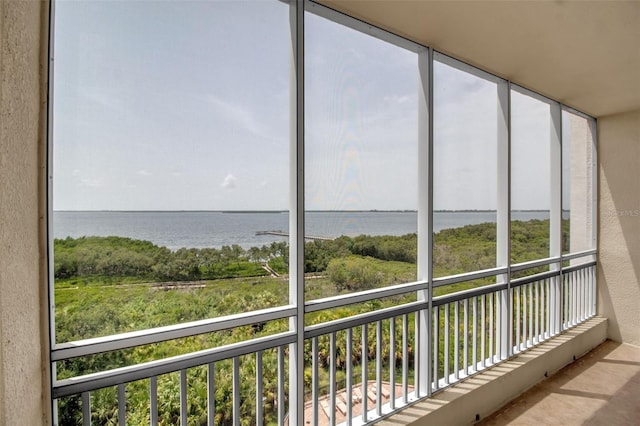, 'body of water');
53,211,550,250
